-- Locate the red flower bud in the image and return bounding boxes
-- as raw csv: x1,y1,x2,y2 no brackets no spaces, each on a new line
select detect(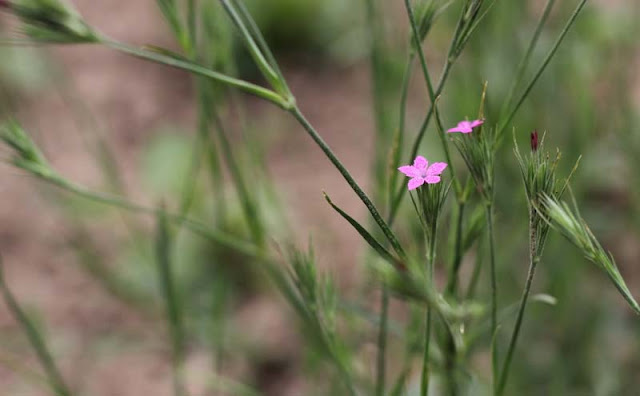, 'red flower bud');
531,130,539,152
